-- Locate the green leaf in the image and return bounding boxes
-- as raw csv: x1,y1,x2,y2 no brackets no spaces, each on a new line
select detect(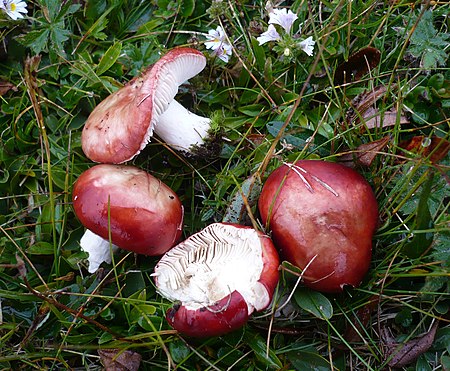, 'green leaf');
266,120,328,155
223,175,262,223
287,349,332,371
169,340,191,363
428,74,445,90
181,0,195,17
245,332,283,369
431,231,450,267
408,10,450,69
66,332,98,344
238,104,265,117
50,25,71,55
27,242,55,255
402,171,435,258
97,42,123,76
441,355,450,370
80,5,116,43
431,328,450,352
416,355,432,371
130,305,157,331
137,18,165,34
98,331,114,345
18,0,81,56
17,29,51,55
394,308,413,328
294,288,333,320
251,36,266,71
0,169,9,184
